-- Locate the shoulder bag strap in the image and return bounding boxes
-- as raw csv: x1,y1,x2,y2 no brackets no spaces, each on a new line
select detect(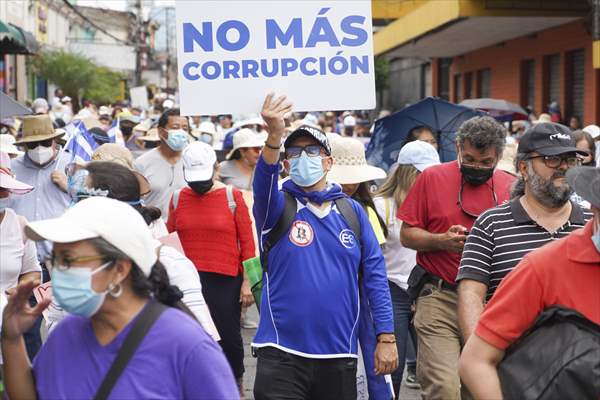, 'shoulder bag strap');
335,197,362,243
94,301,168,400
225,185,237,215
260,192,297,273
171,189,182,211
